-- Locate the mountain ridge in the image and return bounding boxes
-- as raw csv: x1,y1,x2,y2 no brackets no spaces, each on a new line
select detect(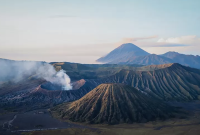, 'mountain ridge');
96,43,200,69
117,54,173,65
161,52,200,69
102,63,200,101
